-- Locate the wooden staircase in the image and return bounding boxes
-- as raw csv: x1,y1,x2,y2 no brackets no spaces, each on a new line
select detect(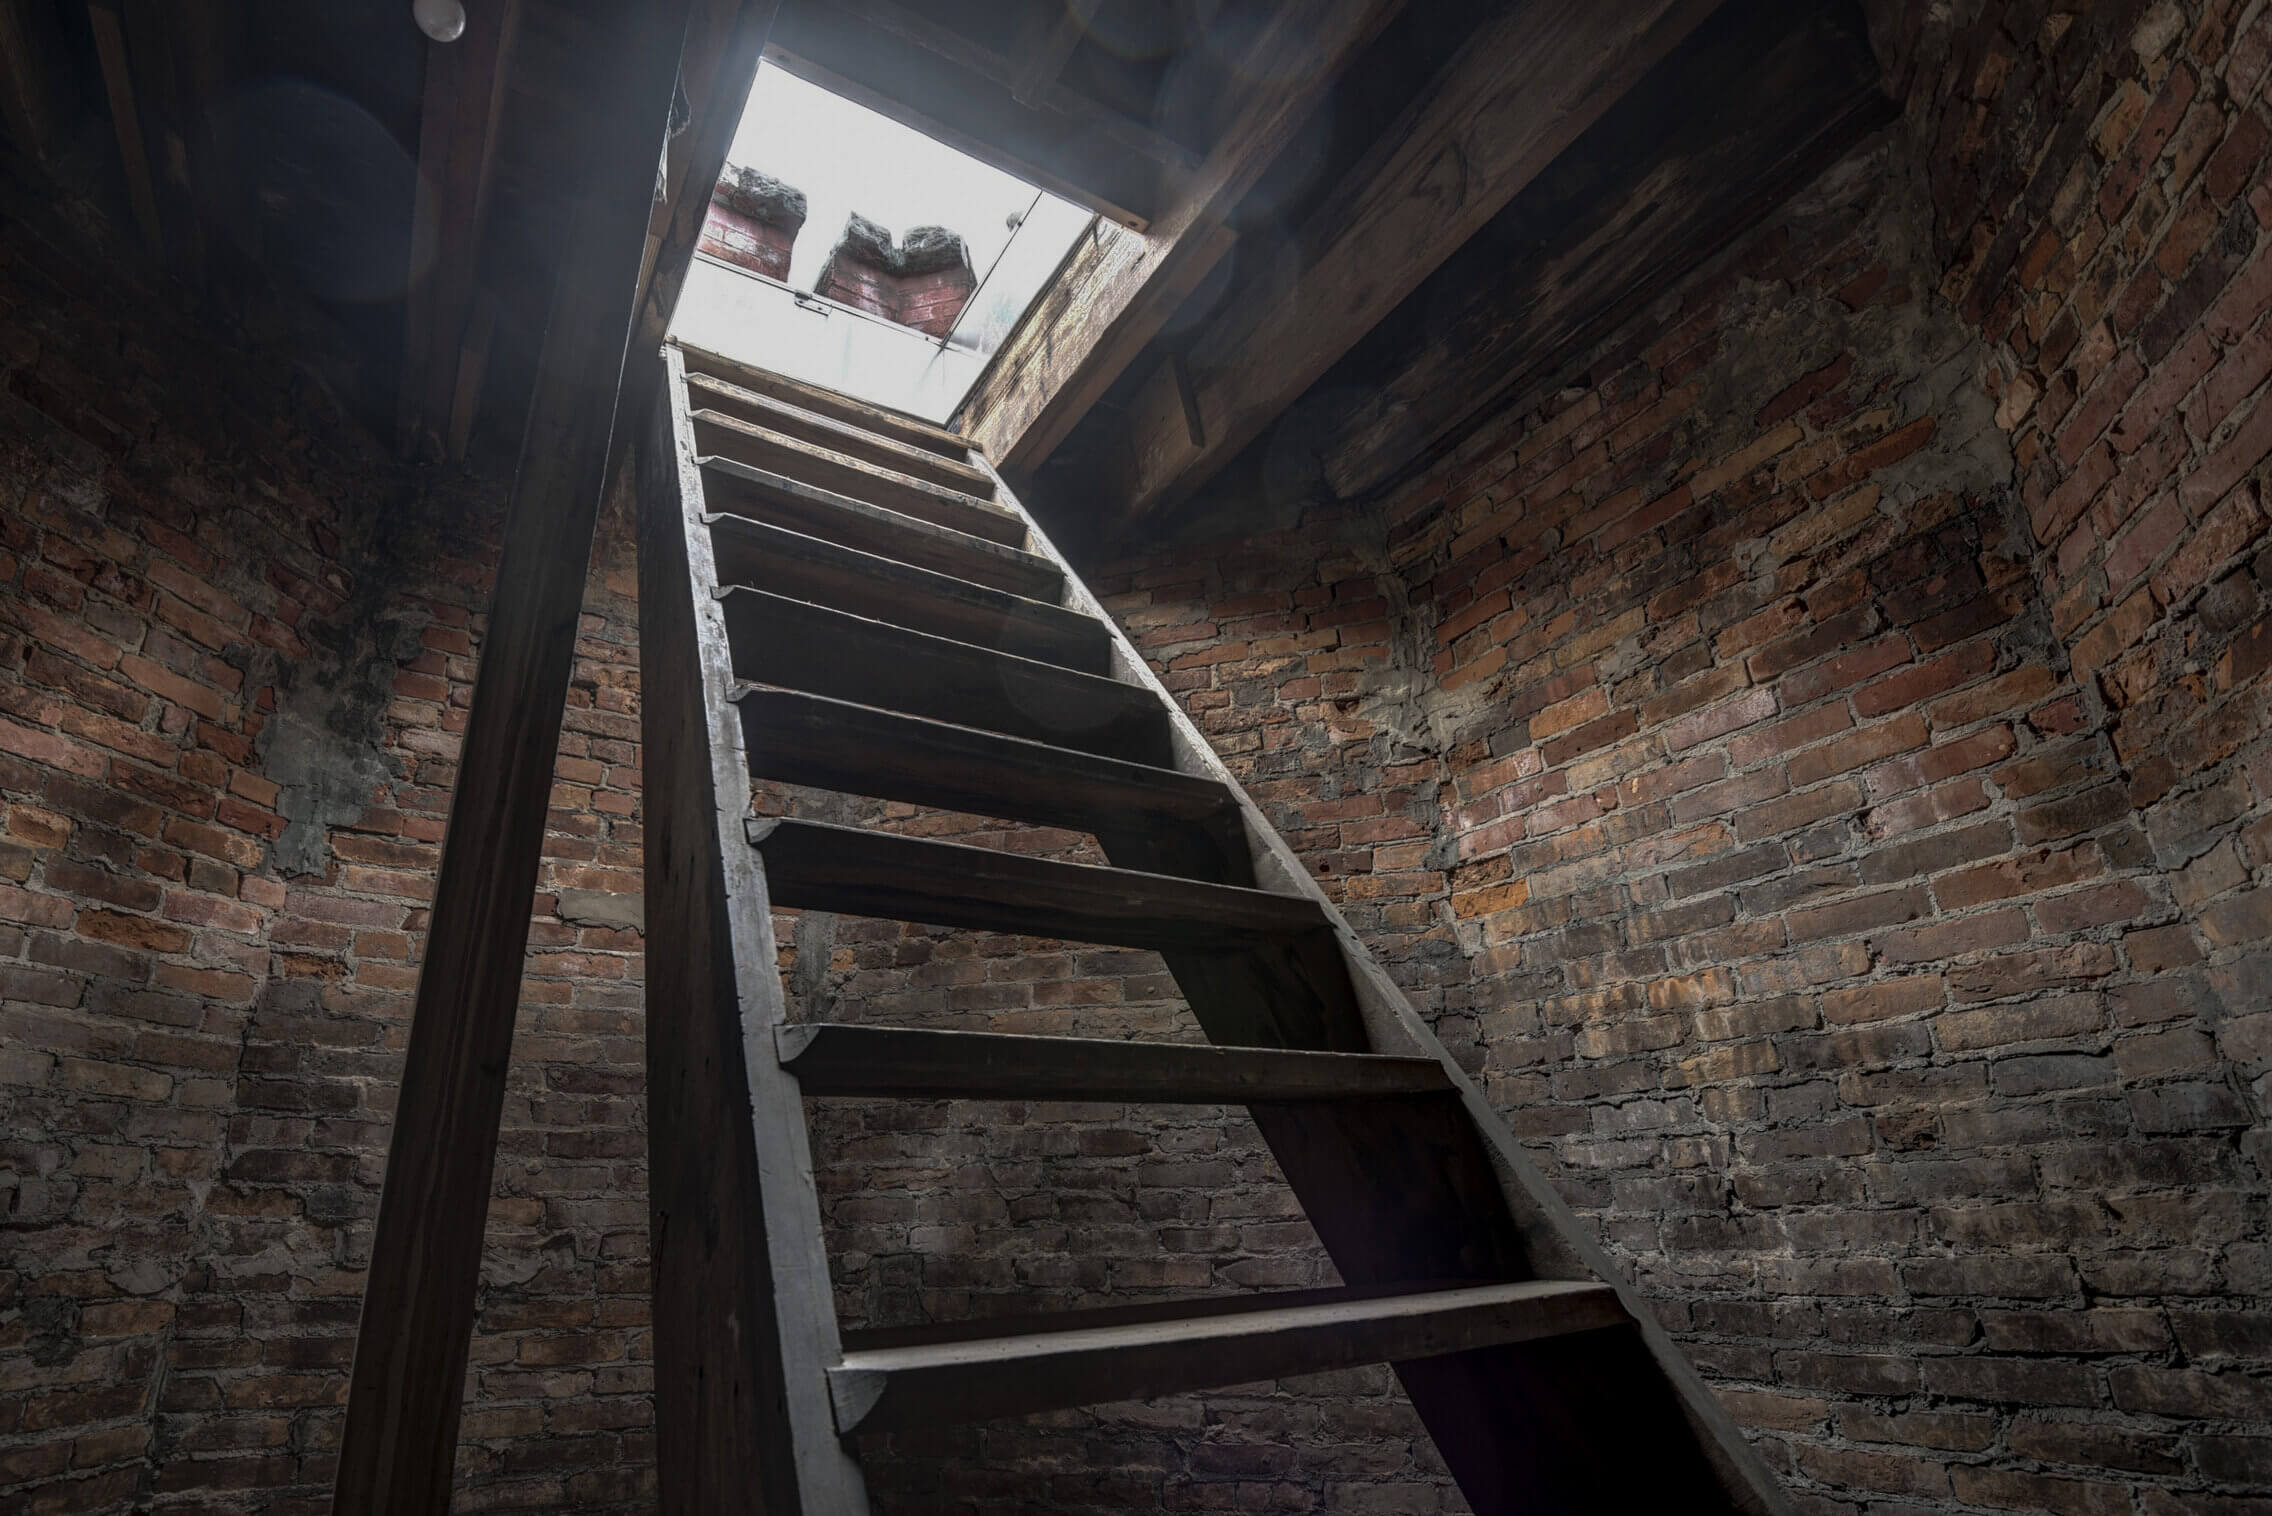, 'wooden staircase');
634,341,1791,1515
